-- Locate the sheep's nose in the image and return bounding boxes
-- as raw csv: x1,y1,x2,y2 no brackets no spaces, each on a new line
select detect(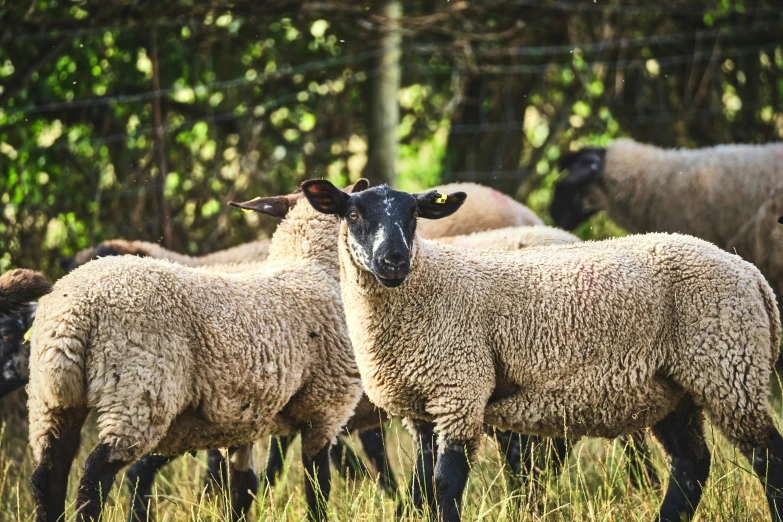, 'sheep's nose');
380,255,407,271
